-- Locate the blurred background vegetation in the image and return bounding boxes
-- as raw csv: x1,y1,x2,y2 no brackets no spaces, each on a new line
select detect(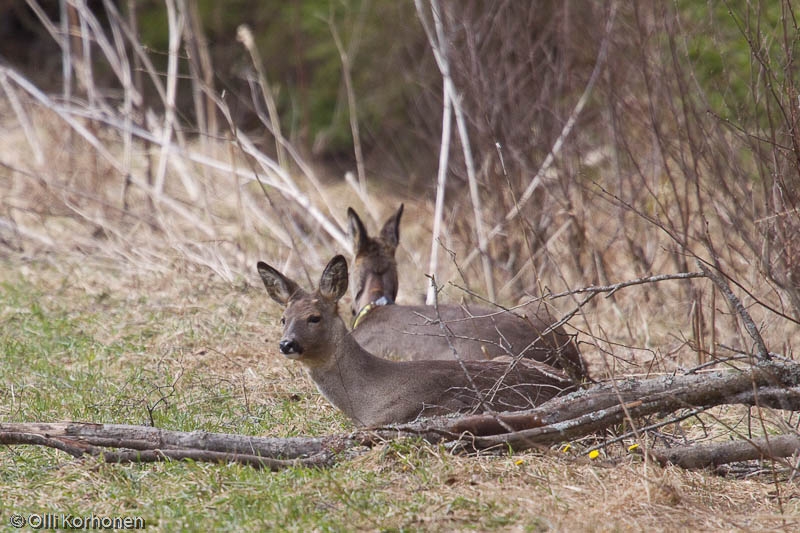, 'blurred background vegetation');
1,0,429,176
0,0,797,322
1,0,780,176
